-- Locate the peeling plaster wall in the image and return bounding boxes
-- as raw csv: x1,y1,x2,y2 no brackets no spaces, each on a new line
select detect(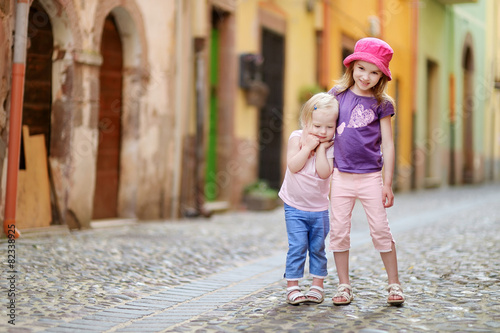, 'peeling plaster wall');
133,0,175,219
63,0,176,226
120,0,173,220
1,0,178,229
